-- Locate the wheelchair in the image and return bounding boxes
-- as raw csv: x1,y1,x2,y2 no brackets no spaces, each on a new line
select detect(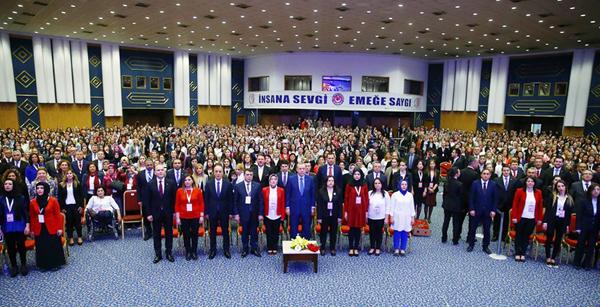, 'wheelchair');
85,209,120,241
